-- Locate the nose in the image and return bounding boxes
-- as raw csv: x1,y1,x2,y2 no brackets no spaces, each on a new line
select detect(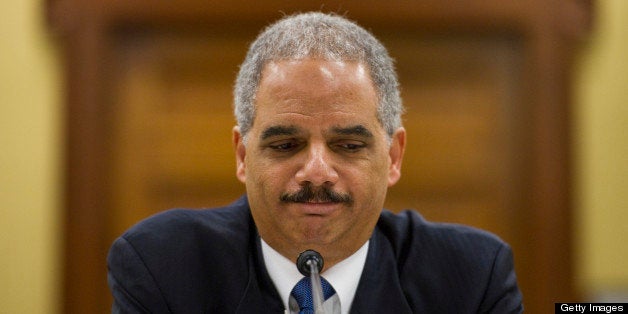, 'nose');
295,143,339,187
